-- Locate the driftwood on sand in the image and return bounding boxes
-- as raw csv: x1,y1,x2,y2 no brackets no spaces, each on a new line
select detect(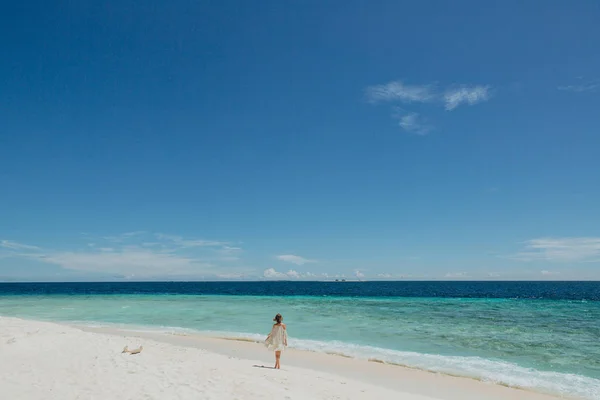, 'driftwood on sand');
122,345,143,355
